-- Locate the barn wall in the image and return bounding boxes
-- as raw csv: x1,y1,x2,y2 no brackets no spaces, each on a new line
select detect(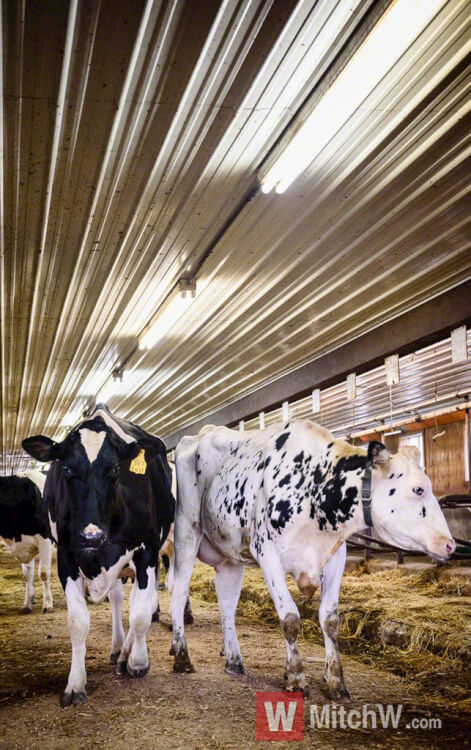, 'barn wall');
424,421,468,496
